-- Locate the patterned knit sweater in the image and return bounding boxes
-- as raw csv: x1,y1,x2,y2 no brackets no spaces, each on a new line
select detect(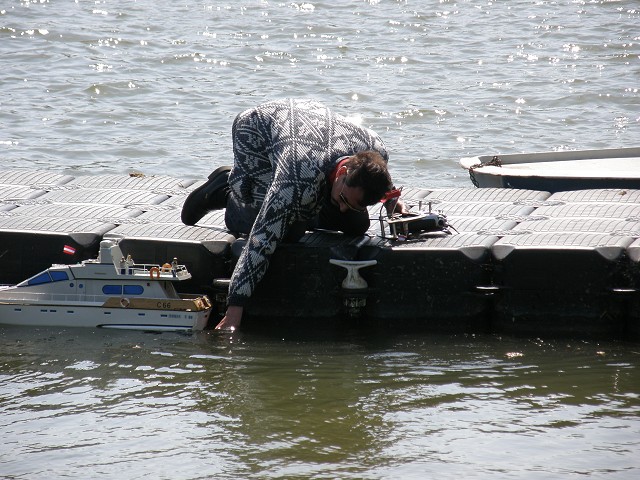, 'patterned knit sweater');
227,98,388,307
